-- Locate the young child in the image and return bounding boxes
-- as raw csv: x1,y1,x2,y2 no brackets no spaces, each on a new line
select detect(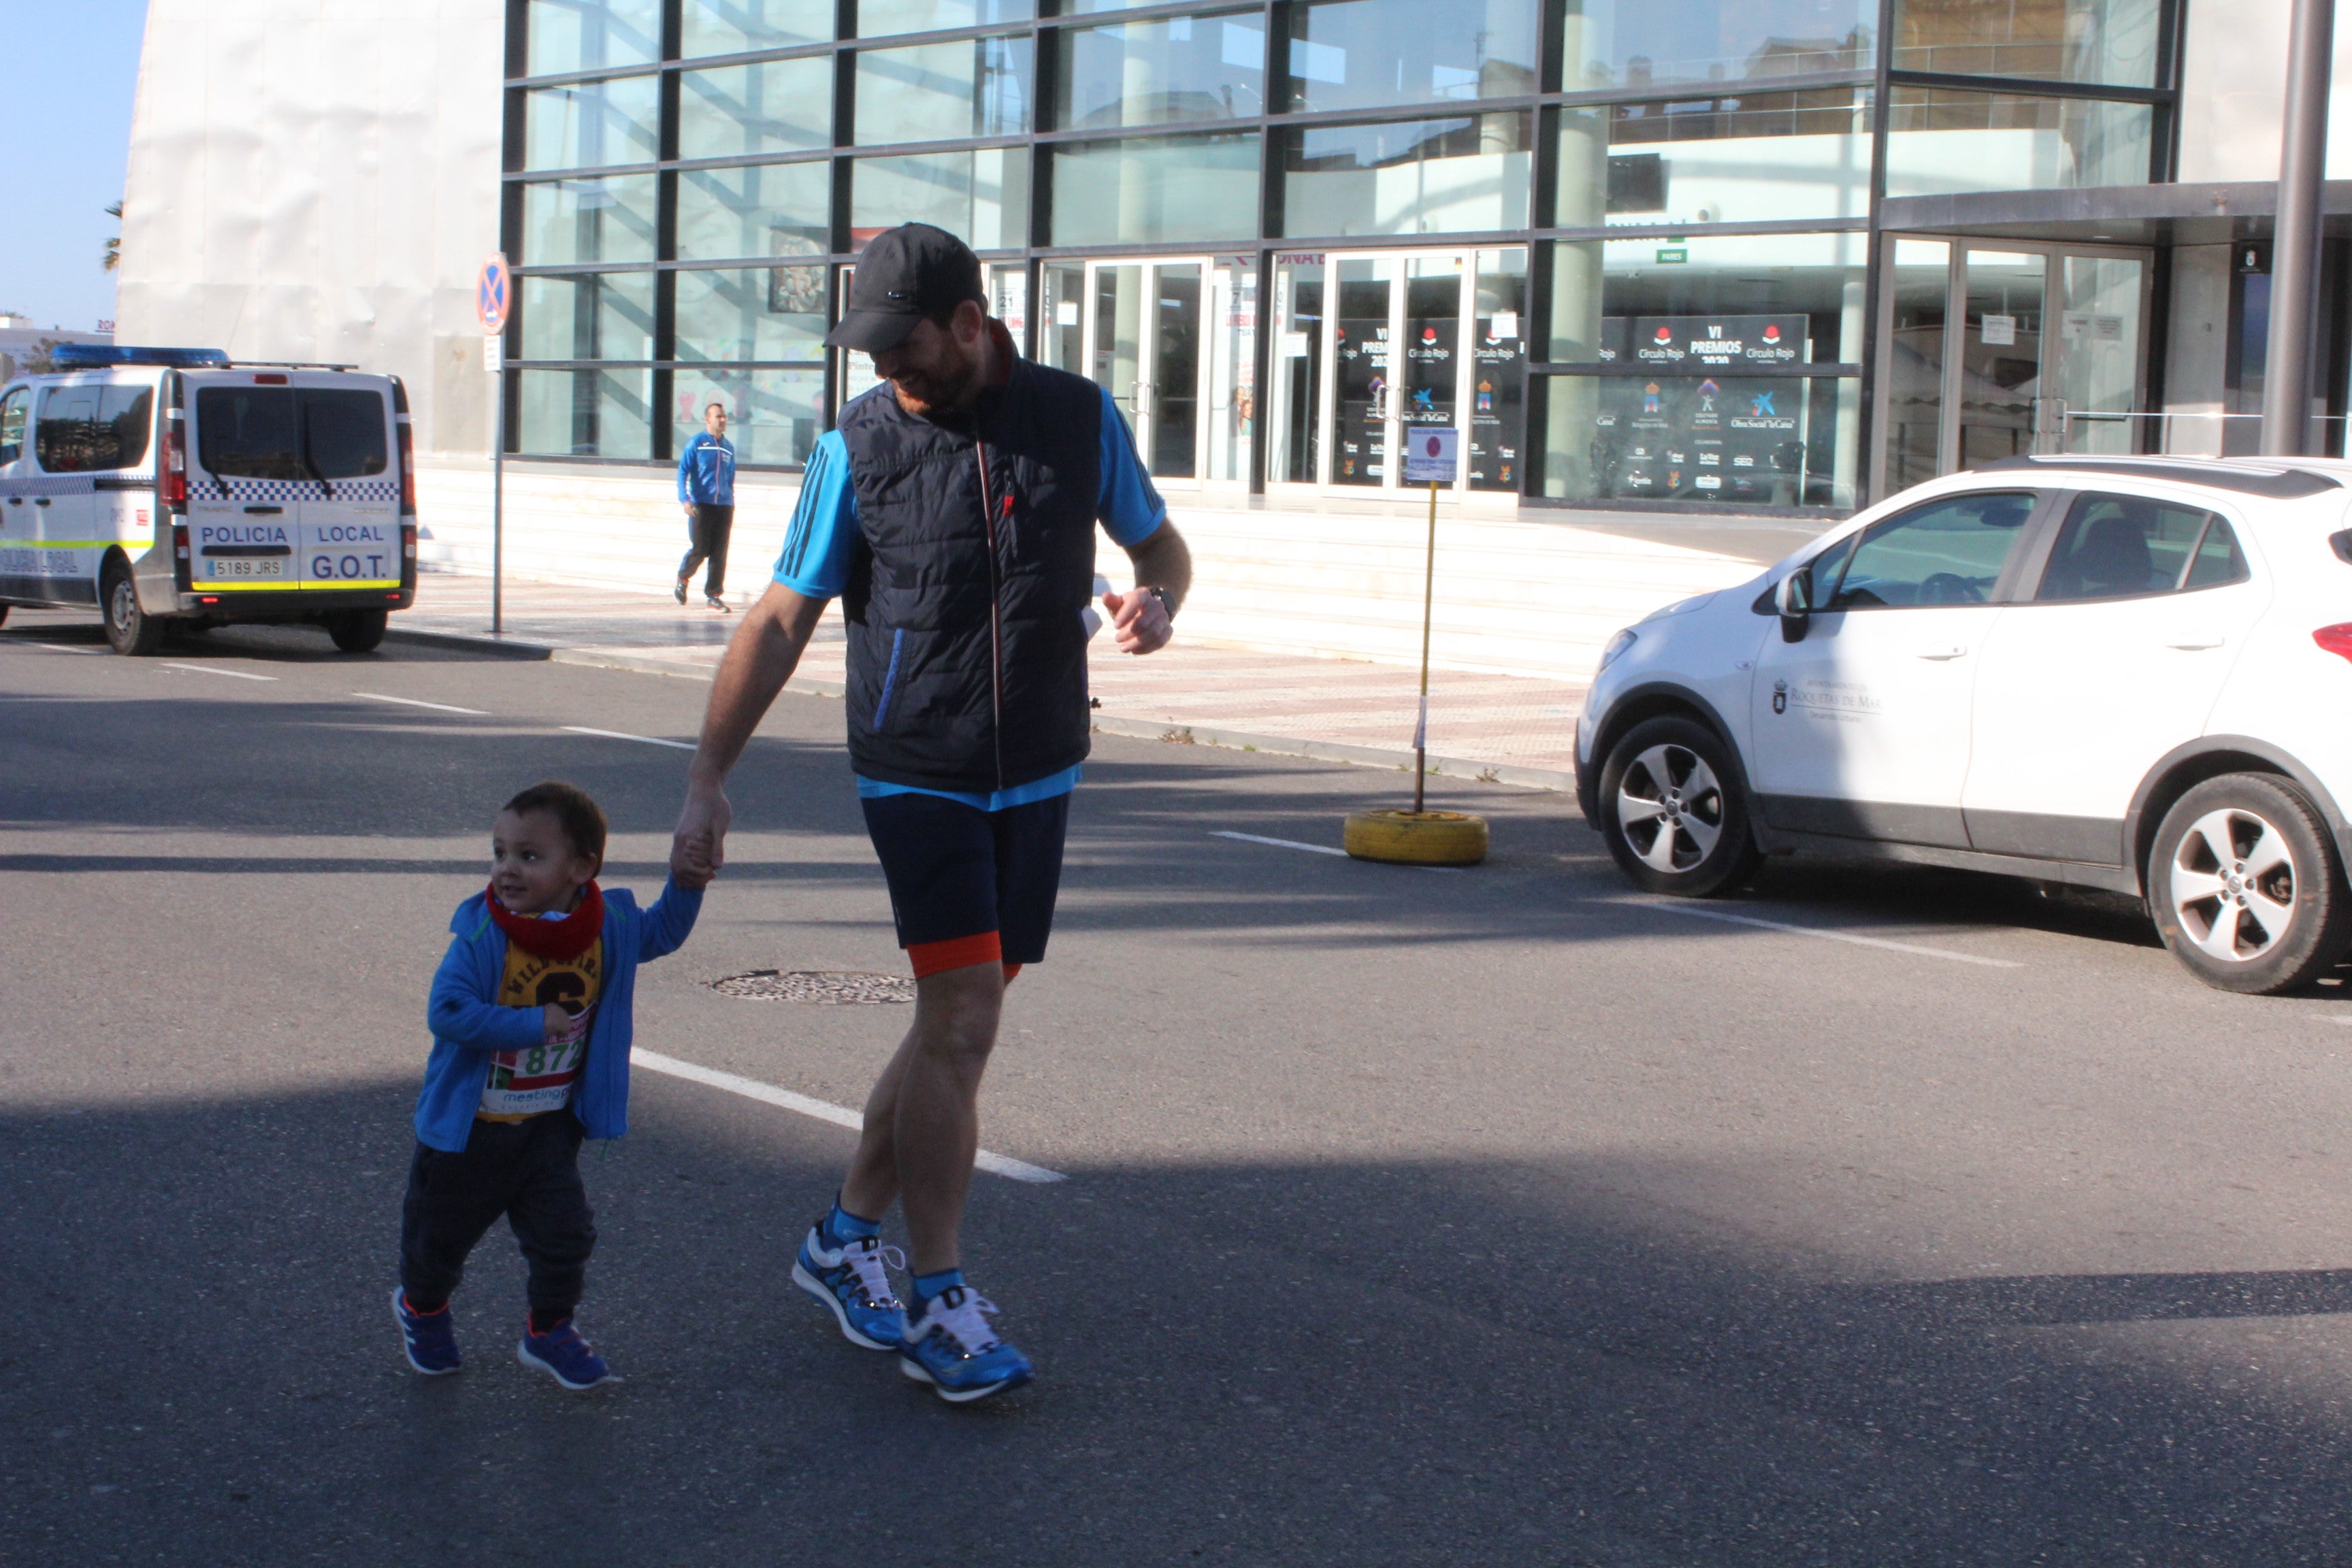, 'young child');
392,781,704,1389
